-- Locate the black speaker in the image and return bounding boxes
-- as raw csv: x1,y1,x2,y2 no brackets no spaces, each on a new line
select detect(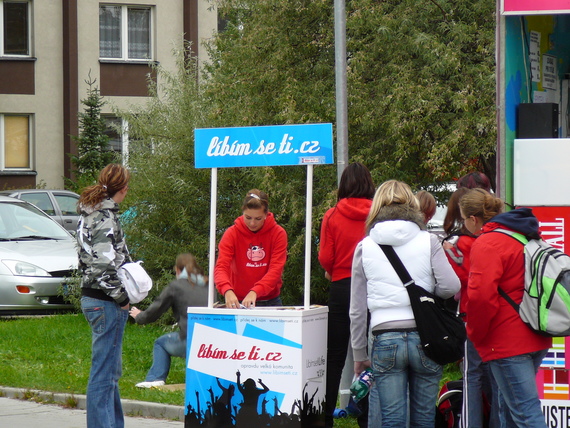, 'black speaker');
517,103,559,138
